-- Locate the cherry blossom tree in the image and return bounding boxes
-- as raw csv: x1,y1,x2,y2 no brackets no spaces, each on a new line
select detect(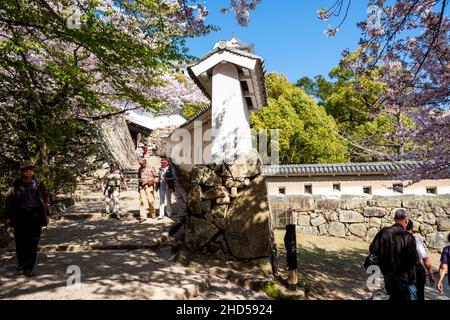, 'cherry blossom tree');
0,0,212,167
317,0,449,180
